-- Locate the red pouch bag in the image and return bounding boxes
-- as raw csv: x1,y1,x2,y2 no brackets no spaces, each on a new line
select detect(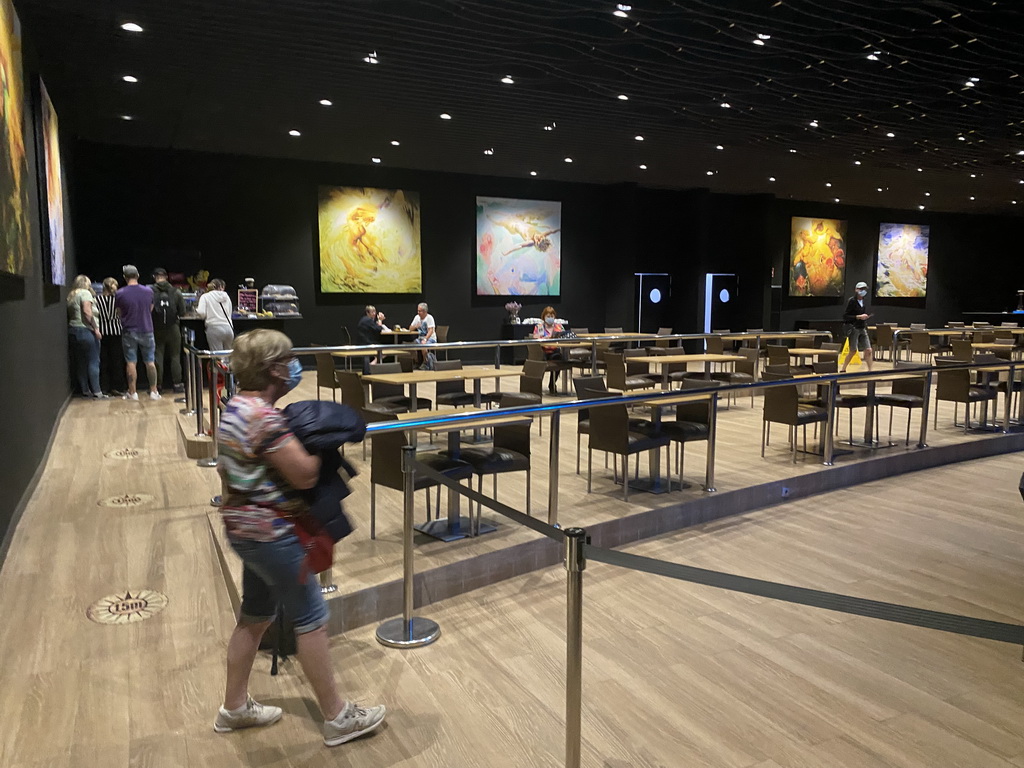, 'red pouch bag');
291,515,333,582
